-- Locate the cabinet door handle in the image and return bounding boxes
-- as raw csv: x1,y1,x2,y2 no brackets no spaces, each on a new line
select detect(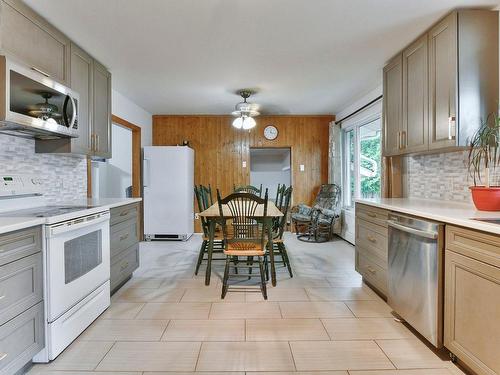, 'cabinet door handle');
120,261,129,271
31,66,50,77
397,131,401,149
0,295,5,301
401,130,406,149
90,134,95,152
96,135,100,152
448,116,456,140
120,233,129,242
0,353,7,361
